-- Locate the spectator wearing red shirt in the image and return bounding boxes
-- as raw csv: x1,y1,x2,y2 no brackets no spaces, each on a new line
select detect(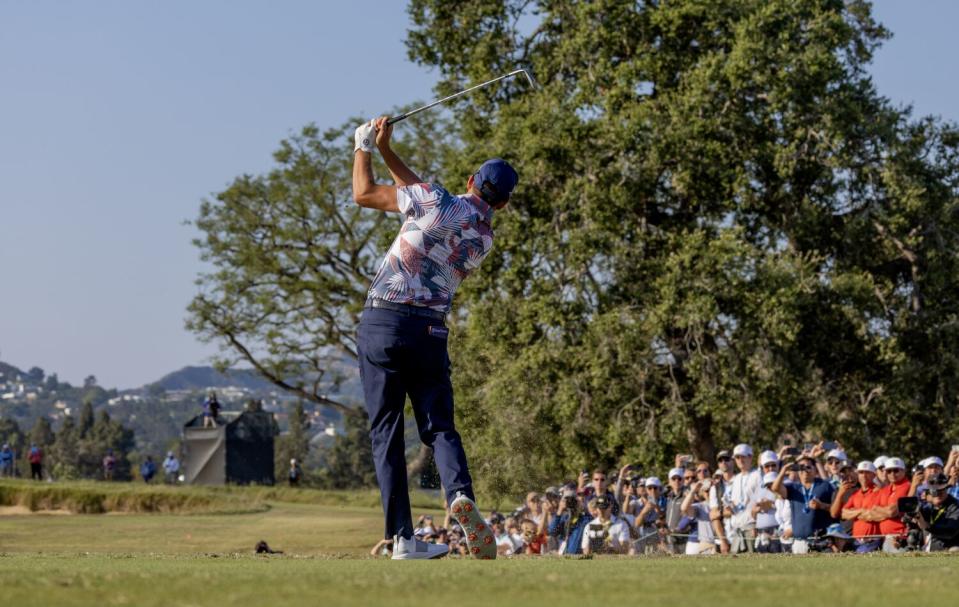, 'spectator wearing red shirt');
28,444,43,481
840,461,882,552
865,457,911,552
